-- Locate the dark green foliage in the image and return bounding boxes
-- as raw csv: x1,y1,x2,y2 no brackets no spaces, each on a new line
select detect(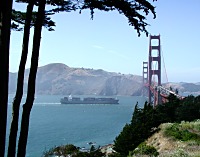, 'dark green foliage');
107,152,123,157
42,144,105,157
176,95,200,122
12,0,157,35
11,9,56,31
85,147,105,157
114,94,200,156
80,0,157,36
164,123,200,142
12,0,77,31
154,95,180,123
42,144,79,157
129,142,159,157
90,145,95,152
114,124,135,156
114,102,158,156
